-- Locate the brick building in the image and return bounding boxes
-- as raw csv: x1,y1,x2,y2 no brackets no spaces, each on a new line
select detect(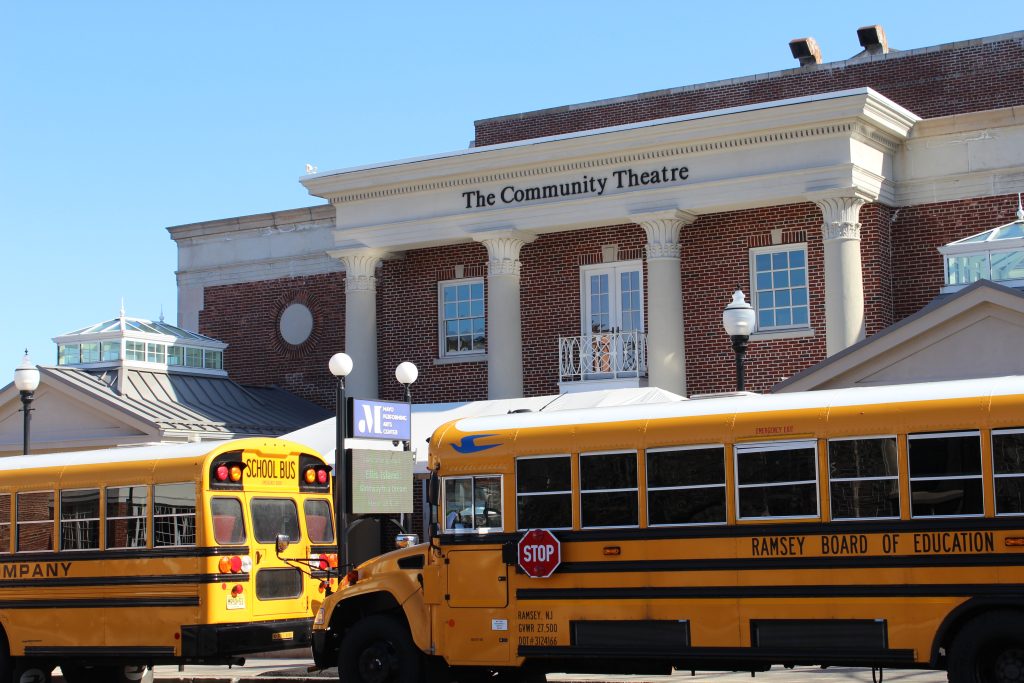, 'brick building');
169,28,1024,411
